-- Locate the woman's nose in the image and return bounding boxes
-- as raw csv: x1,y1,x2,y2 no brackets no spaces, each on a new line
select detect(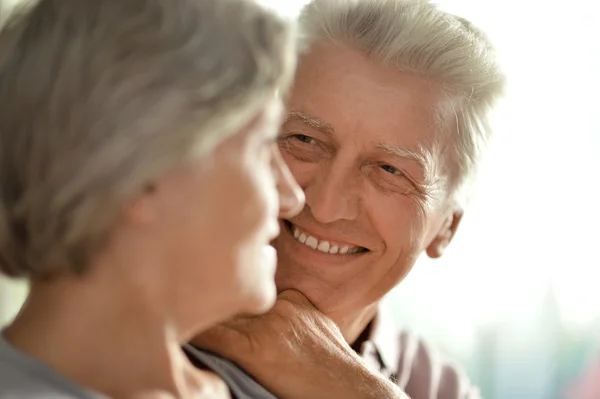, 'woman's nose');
273,146,305,219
